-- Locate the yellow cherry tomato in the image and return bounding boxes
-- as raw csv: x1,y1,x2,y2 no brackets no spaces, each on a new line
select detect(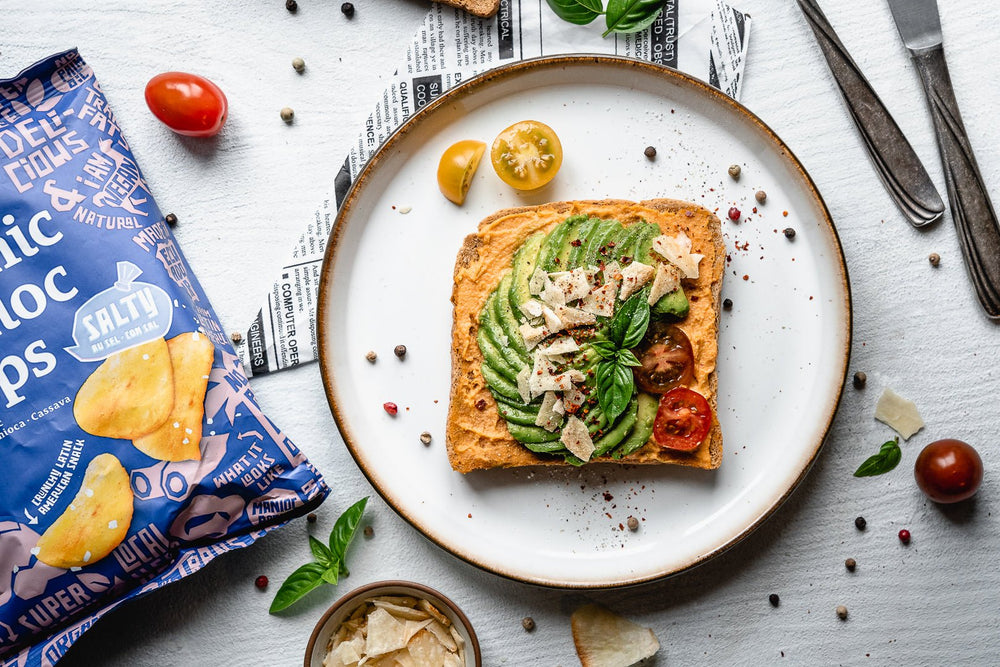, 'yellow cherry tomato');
437,139,486,205
490,120,563,191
